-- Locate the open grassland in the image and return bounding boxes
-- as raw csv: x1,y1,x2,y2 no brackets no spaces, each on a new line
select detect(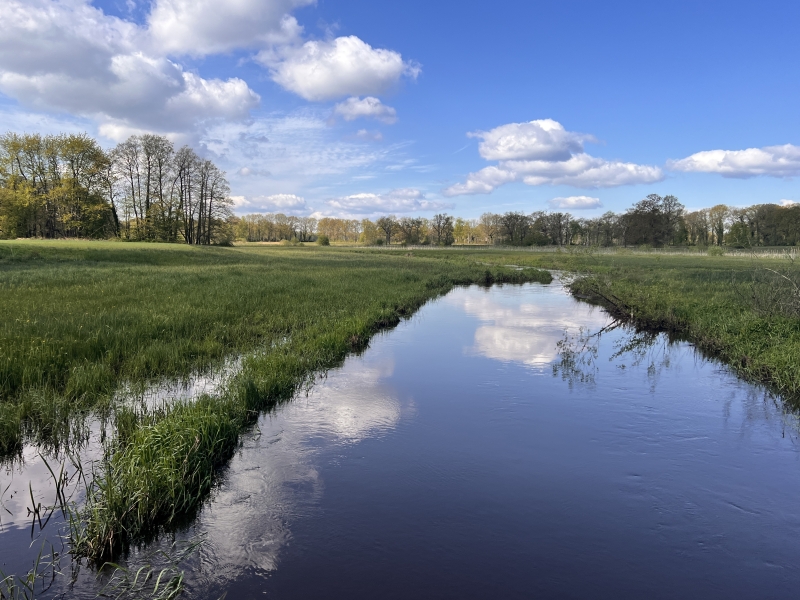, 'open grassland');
0,240,550,559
